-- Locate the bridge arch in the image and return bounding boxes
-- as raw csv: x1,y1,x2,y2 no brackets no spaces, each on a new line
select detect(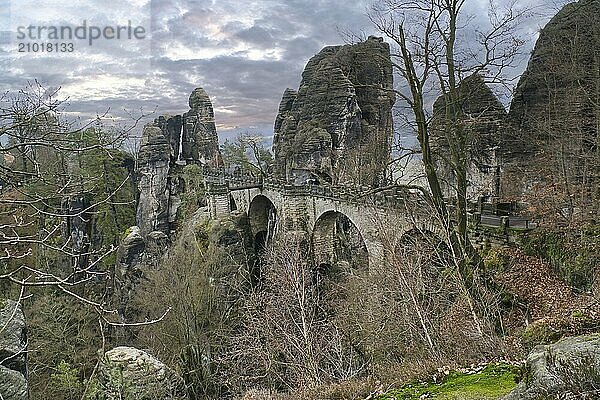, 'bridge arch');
311,210,369,271
248,194,277,251
247,194,278,285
